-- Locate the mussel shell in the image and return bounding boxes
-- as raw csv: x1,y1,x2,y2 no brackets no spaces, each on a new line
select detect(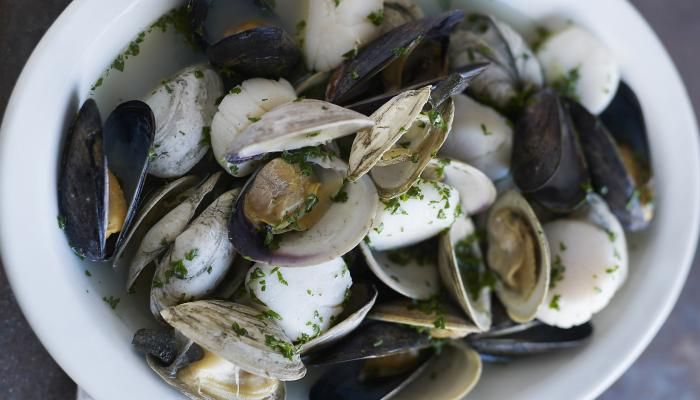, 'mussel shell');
58,99,107,260
600,82,651,166
511,89,590,213
103,100,156,253
309,351,431,400
467,321,593,357
568,99,649,230
325,10,465,105
207,26,301,79
303,322,432,366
